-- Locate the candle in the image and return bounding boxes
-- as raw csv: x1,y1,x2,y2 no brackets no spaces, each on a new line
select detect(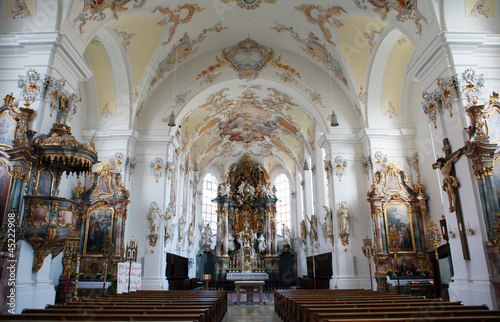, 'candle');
76,256,80,274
